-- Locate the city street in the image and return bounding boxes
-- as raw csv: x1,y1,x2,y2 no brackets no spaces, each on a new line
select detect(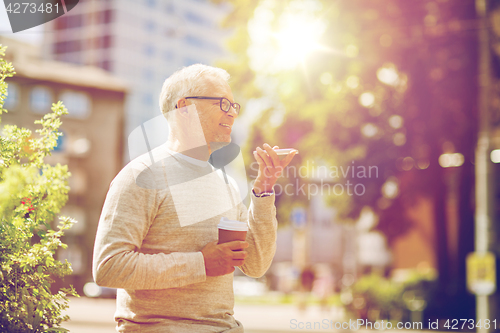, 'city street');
0,0,493,331
62,296,439,333
62,296,343,333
